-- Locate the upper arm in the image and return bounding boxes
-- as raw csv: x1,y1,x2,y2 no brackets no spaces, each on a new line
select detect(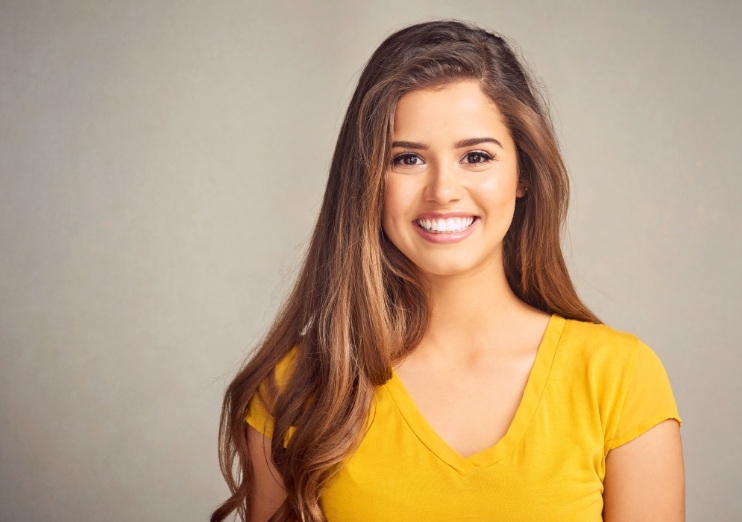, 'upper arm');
247,425,287,522
603,419,685,522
